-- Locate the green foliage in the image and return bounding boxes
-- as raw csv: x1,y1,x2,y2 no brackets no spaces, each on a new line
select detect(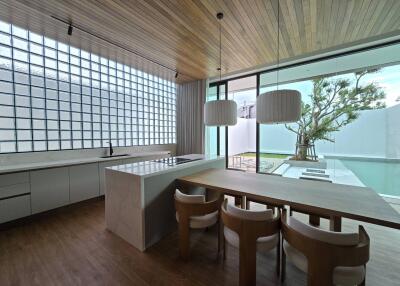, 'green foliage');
286,69,386,145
